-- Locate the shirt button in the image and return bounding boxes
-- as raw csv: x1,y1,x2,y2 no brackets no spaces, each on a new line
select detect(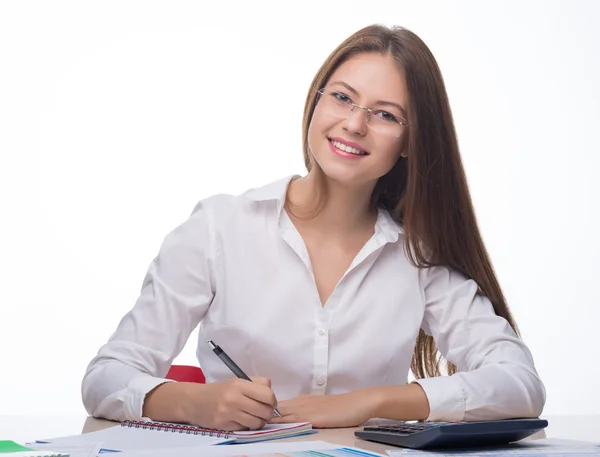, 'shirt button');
316,376,325,386
317,327,326,336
